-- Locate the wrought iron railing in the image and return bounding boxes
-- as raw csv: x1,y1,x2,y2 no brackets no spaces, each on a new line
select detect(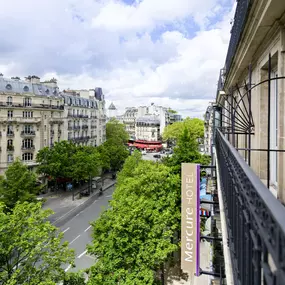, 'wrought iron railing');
225,0,252,73
215,129,285,285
